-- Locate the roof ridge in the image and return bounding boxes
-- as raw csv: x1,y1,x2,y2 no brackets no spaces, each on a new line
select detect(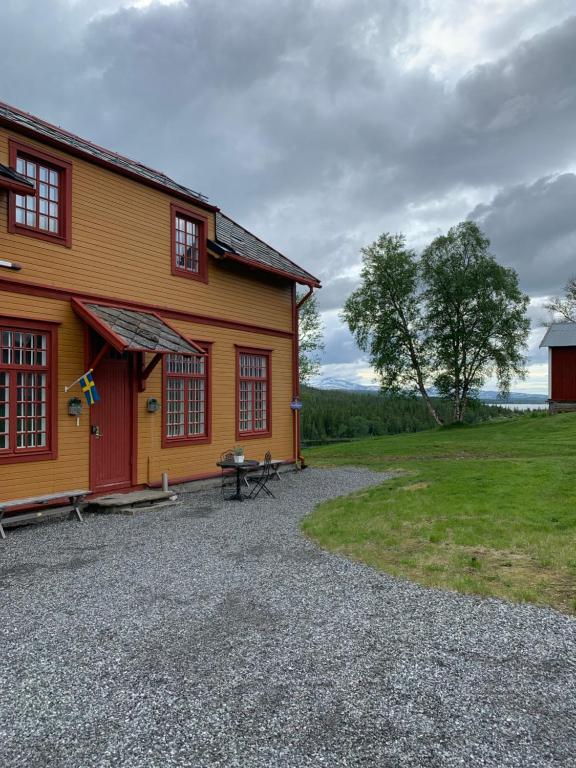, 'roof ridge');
0,101,169,178
0,100,210,205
